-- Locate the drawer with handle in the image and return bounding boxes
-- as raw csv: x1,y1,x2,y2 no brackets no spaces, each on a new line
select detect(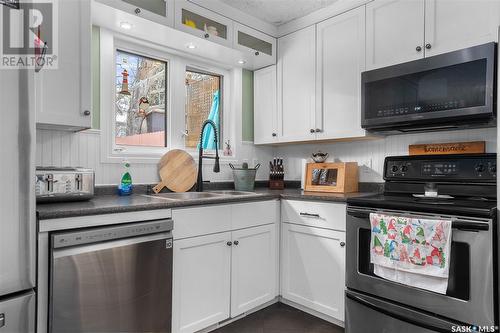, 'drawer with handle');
281,200,346,231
